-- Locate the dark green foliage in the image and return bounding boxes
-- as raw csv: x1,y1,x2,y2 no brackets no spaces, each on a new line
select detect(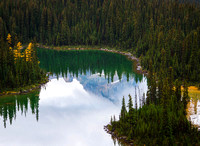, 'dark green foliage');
120,97,127,122
183,81,190,115
0,0,199,83
0,38,45,91
109,65,200,145
147,60,157,105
